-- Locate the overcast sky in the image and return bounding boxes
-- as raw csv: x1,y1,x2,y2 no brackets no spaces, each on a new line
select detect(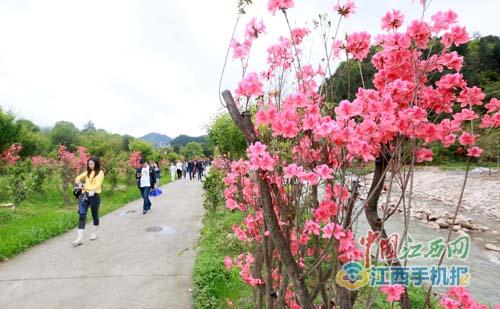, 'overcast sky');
0,0,498,138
